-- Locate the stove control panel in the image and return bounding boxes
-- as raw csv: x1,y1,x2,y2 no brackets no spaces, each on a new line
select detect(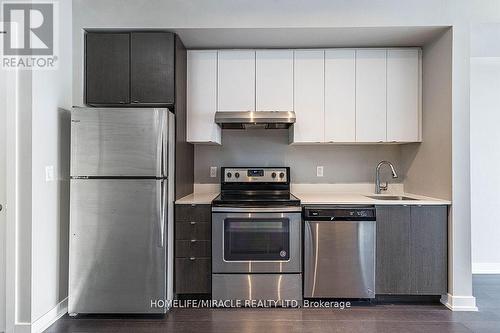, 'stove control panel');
223,168,288,183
